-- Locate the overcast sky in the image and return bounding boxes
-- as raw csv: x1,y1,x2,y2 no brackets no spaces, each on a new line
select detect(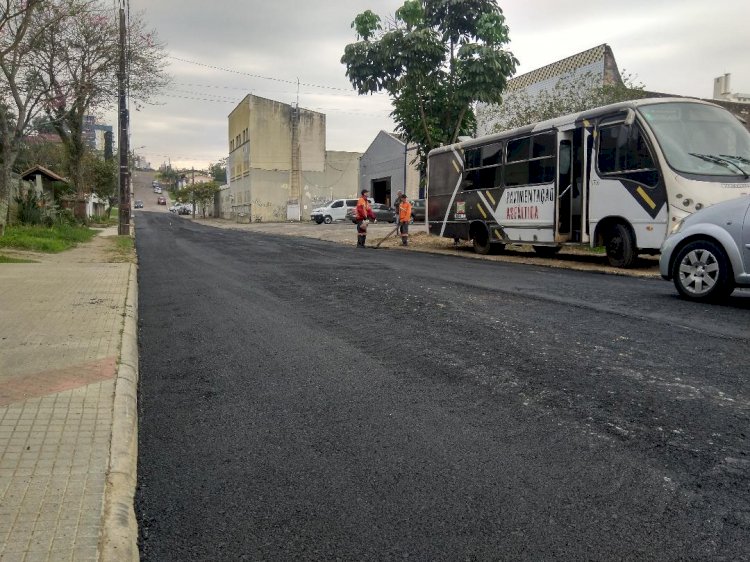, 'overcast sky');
120,0,750,171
